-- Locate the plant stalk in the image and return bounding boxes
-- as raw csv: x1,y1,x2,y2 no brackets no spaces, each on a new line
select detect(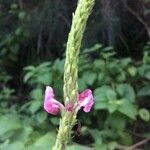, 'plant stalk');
52,0,95,149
